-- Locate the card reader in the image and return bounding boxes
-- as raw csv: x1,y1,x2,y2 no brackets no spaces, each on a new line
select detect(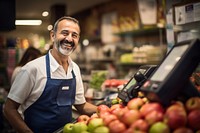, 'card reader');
118,65,157,104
